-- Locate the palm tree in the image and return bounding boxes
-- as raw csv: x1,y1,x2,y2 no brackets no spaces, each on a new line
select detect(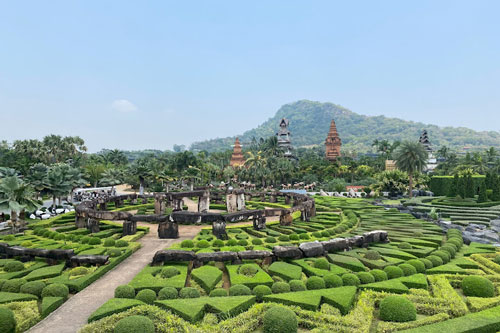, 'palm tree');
26,163,48,199
128,159,150,195
100,168,124,193
0,176,41,229
393,141,428,197
85,163,106,188
0,167,19,178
